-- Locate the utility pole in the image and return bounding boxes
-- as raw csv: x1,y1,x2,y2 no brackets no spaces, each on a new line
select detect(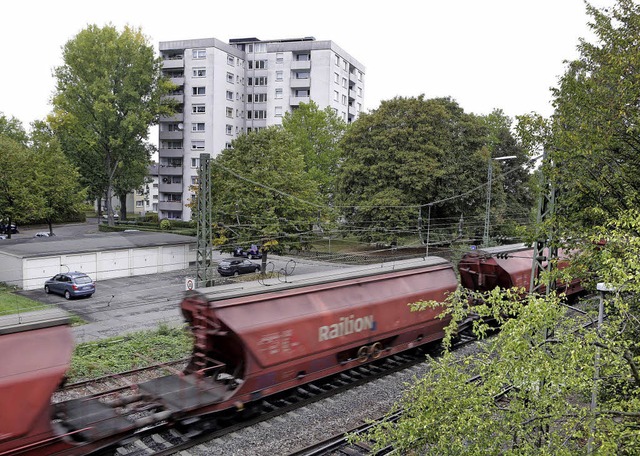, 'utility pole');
196,153,213,288
483,155,516,246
